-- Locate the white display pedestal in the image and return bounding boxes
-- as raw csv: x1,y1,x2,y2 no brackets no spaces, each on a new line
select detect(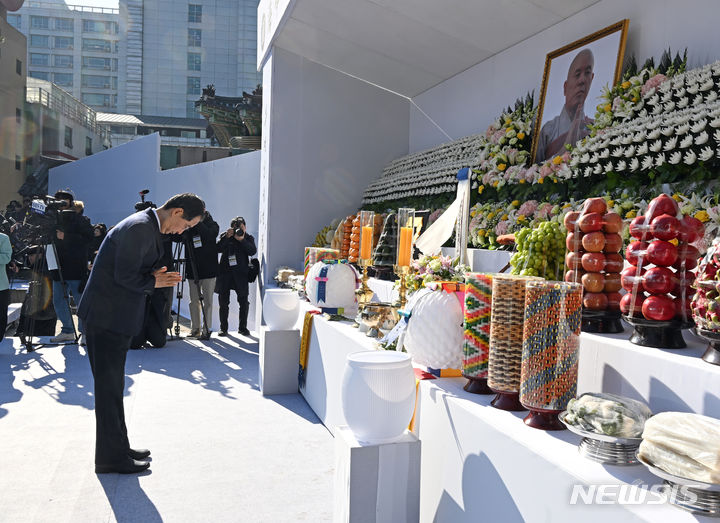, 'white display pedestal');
417,377,713,523
259,326,300,395
441,247,512,273
334,426,420,523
